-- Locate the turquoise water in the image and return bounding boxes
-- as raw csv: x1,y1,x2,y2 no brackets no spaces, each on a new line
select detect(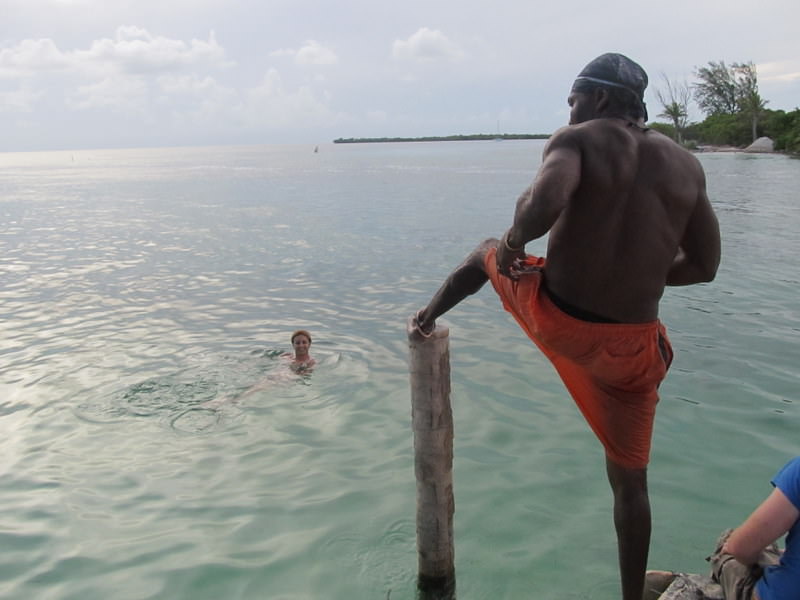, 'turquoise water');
1,142,798,599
